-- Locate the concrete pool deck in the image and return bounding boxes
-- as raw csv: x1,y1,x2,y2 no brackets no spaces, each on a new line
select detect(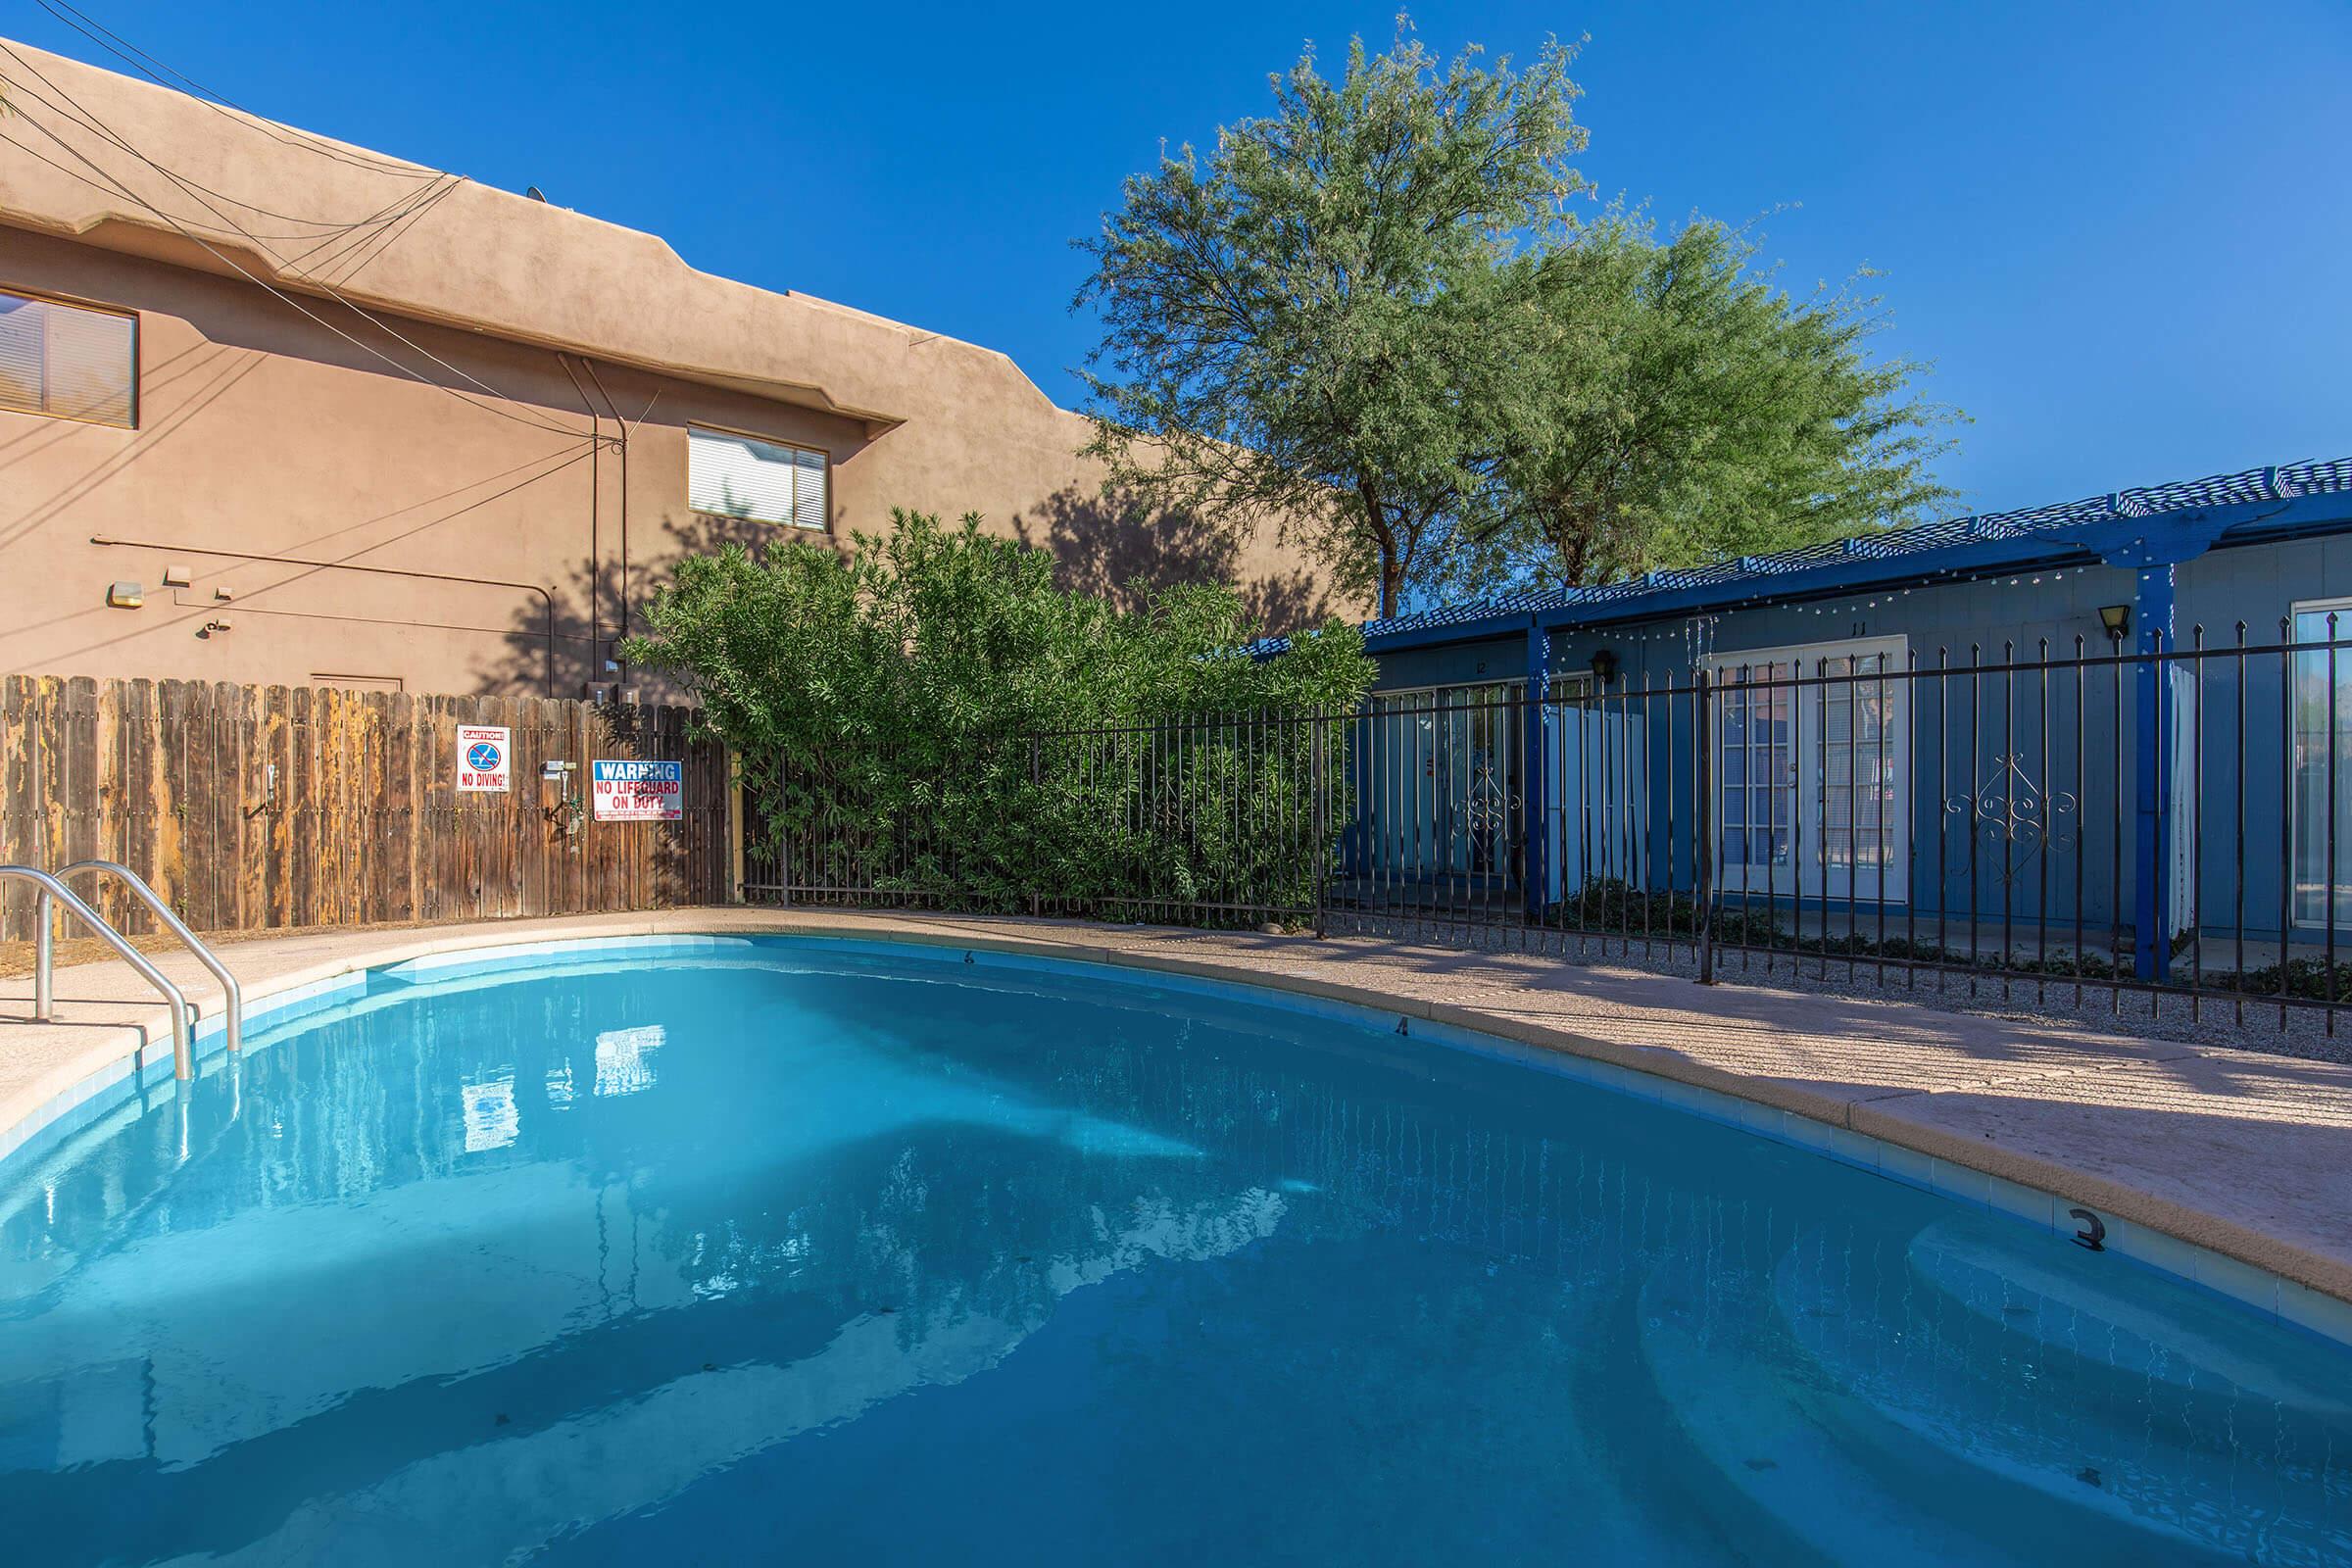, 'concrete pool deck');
4,907,2350,1344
